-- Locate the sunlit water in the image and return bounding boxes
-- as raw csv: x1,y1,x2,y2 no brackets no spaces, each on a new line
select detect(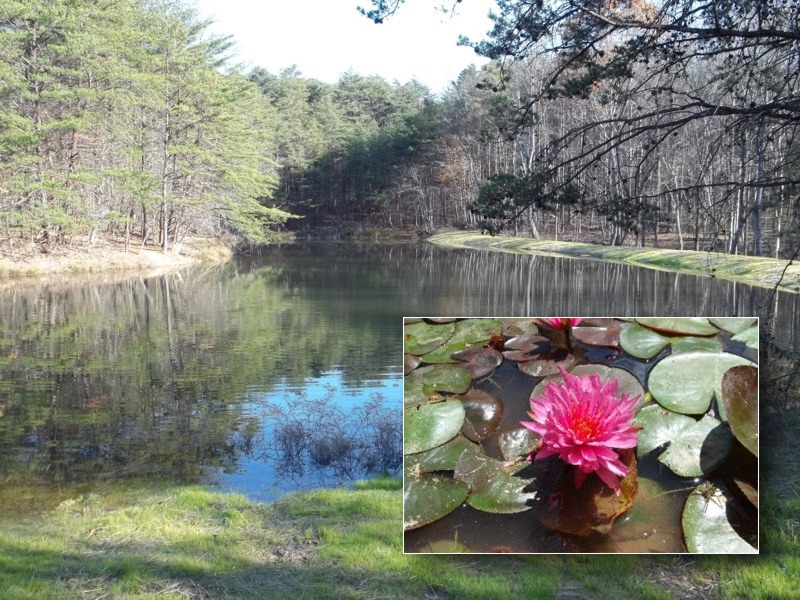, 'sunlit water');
0,241,795,515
